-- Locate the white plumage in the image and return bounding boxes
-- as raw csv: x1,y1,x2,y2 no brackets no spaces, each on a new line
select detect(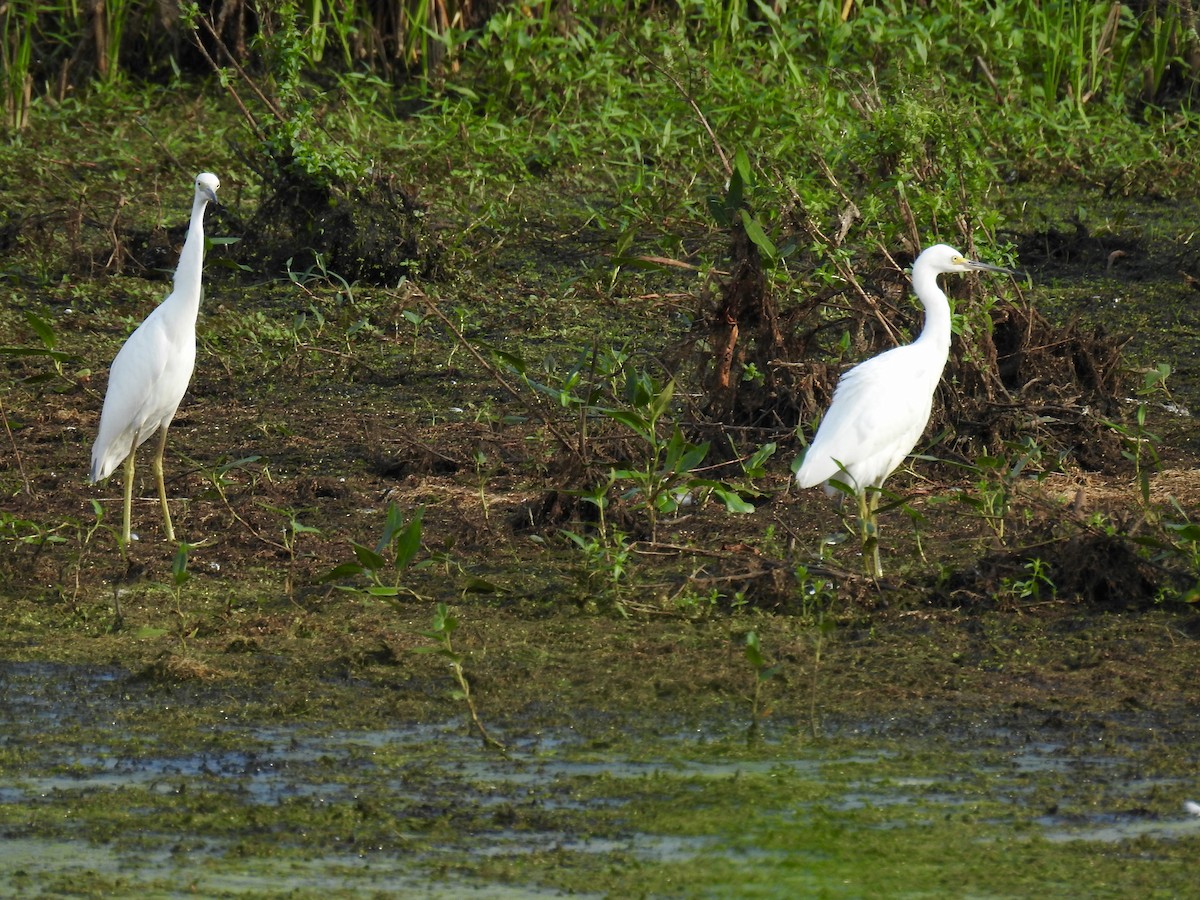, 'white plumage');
91,172,220,546
796,243,1015,576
